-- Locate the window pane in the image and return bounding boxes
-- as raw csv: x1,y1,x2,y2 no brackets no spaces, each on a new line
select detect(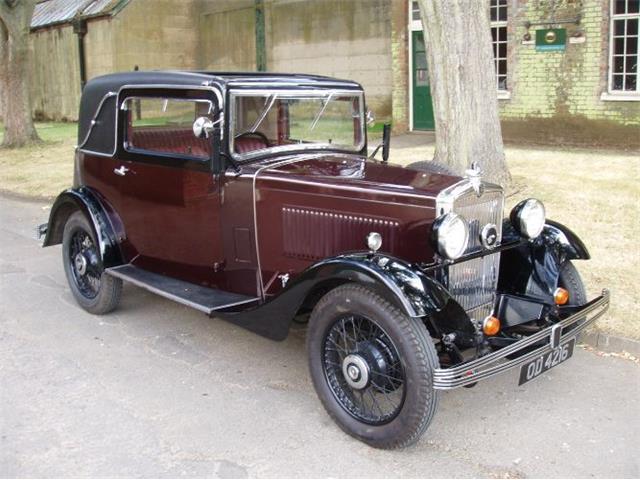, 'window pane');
127,97,212,159
498,59,507,75
612,74,624,90
498,42,507,58
491,27,497,42
615,37,625,55
615,19,625,36
614,55,625,72
498,75,507,90
233,94,363,156
614,0,627,14
490,6,497,22
412,1,421,21
627,18,638,36
627,54,638,72
628,36,638,55
498,5,507,21
625,74,637,90
629,0,639,14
